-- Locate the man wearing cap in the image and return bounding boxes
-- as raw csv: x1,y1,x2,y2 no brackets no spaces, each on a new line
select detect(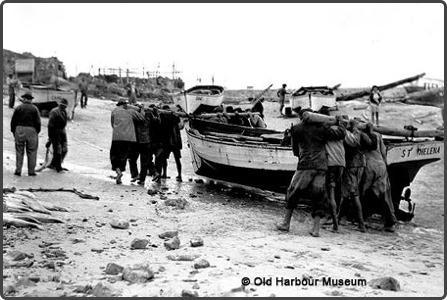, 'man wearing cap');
110,99,144,184
47,99,69,172
10,92,41,176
